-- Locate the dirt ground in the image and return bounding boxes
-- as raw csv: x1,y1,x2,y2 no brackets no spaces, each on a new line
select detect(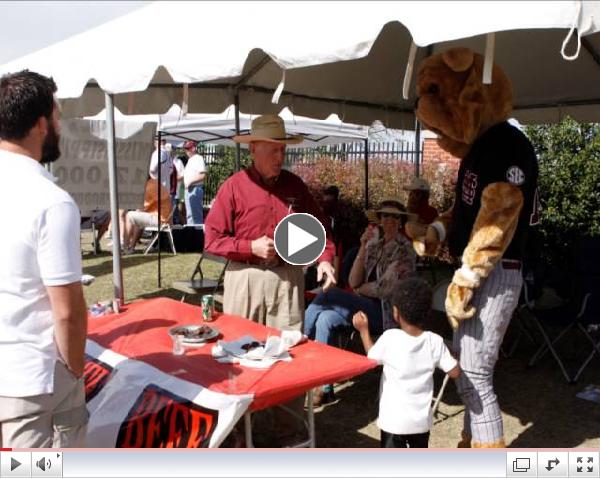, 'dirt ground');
82,235,600,448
